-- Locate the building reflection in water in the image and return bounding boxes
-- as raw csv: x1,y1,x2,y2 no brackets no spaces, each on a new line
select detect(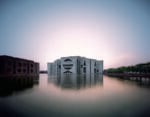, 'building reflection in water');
0,76,39,97
0,55,40,97
48,73,103,89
